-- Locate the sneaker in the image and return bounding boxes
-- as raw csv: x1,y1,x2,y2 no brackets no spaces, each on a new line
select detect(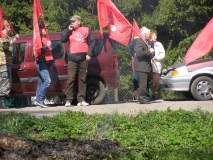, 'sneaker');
35,101,48,108
77,101,89,106
65,101,71,107
132,96,138,101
